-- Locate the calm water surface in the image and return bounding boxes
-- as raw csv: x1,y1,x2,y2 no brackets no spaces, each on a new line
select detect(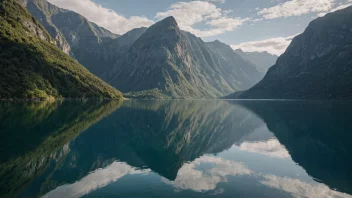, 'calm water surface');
0,100,351,198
